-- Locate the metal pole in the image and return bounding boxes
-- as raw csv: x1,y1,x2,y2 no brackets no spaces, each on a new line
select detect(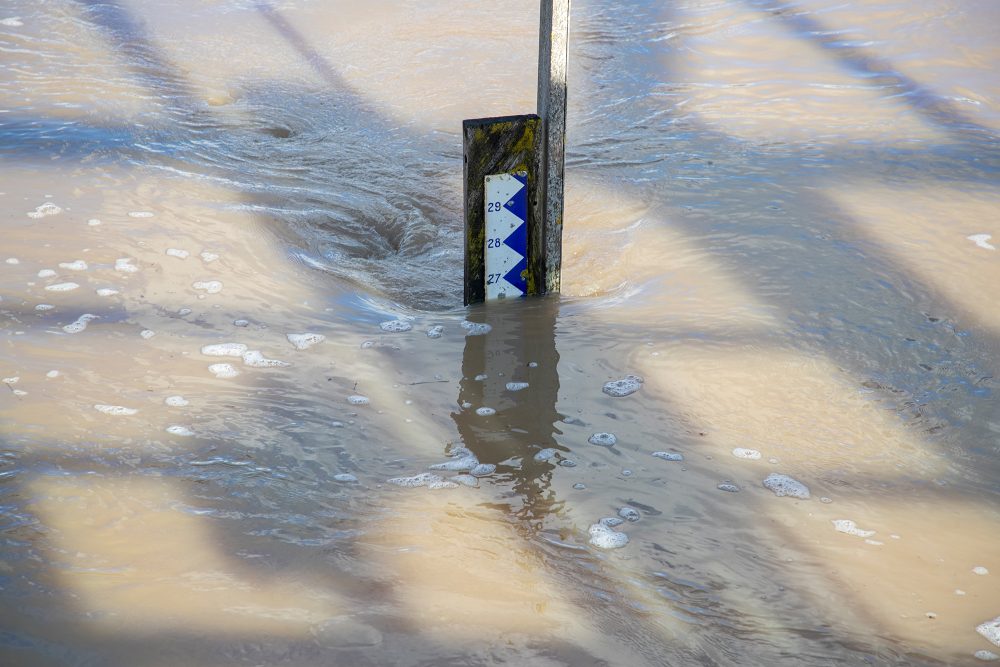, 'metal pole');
537,0,570,294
